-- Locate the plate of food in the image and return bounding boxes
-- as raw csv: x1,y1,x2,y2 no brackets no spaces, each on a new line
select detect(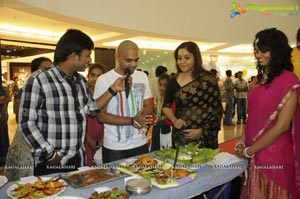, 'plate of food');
88,187,130,199
59,168,126,189
118,154,197,189
0,175,8,188
155,143,220,169
7,176,68,199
